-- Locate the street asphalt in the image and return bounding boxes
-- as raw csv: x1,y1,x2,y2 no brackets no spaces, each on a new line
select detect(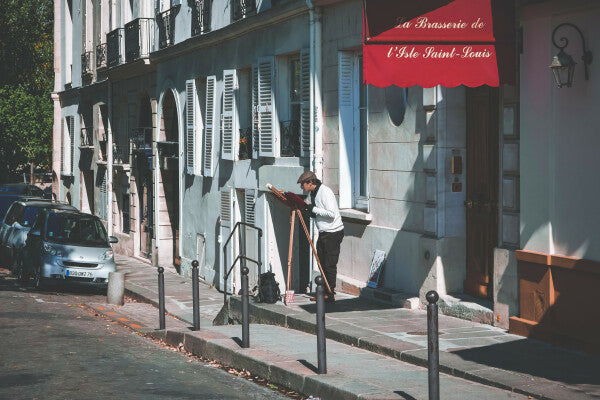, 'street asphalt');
0,269,297,399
